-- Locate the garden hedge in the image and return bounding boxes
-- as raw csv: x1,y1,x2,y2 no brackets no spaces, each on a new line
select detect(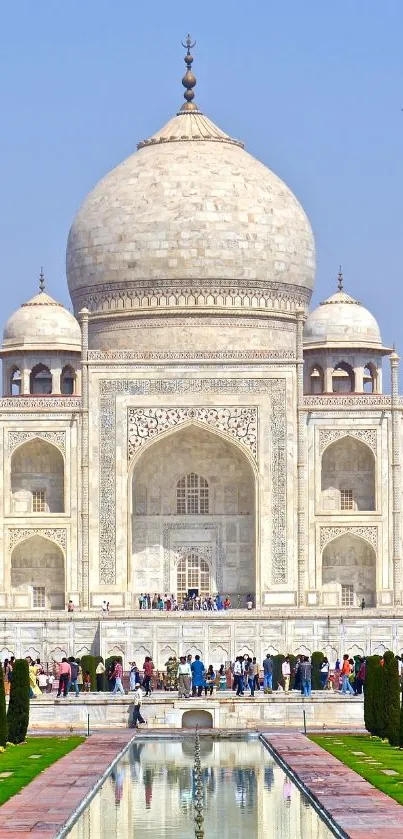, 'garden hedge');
384,651,400,747
7,659,30,744
0,663,7,747
80,655,97,691
104,656,123,691
311,651,325,690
